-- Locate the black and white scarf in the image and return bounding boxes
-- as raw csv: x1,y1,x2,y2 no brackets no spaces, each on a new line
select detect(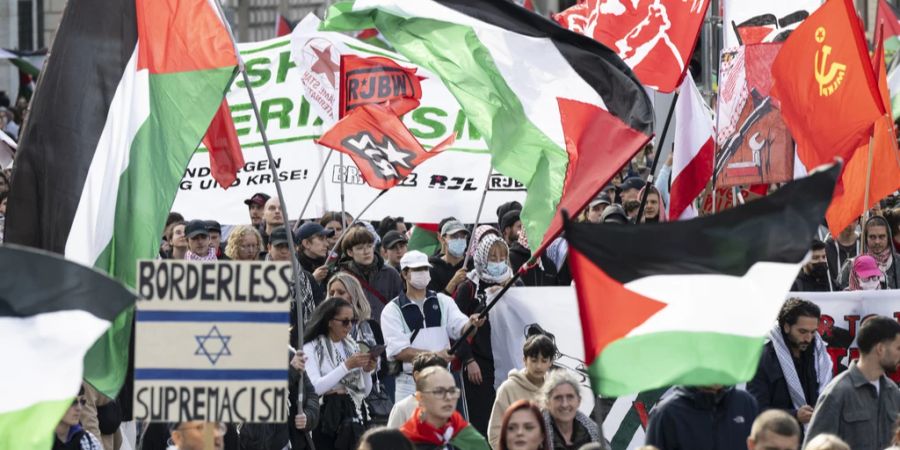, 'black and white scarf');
768,324,833,411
